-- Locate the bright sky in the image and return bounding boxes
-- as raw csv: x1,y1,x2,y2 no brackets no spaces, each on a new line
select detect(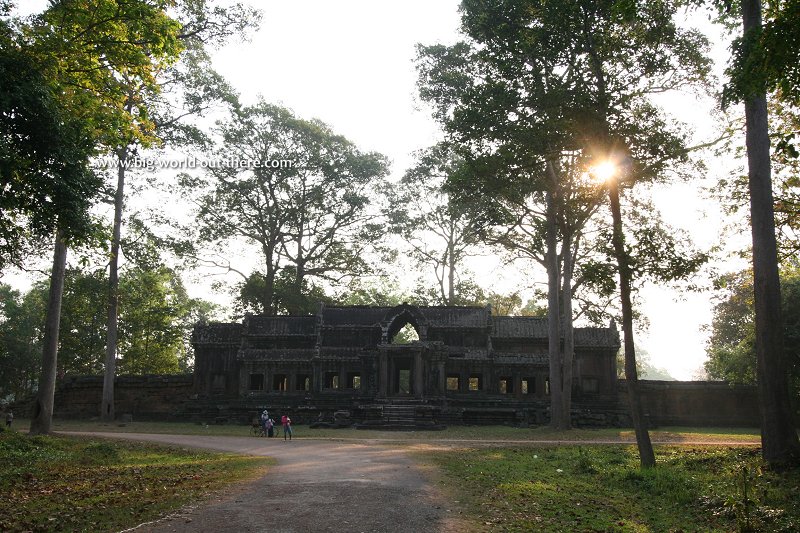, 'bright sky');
14,1,751,380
